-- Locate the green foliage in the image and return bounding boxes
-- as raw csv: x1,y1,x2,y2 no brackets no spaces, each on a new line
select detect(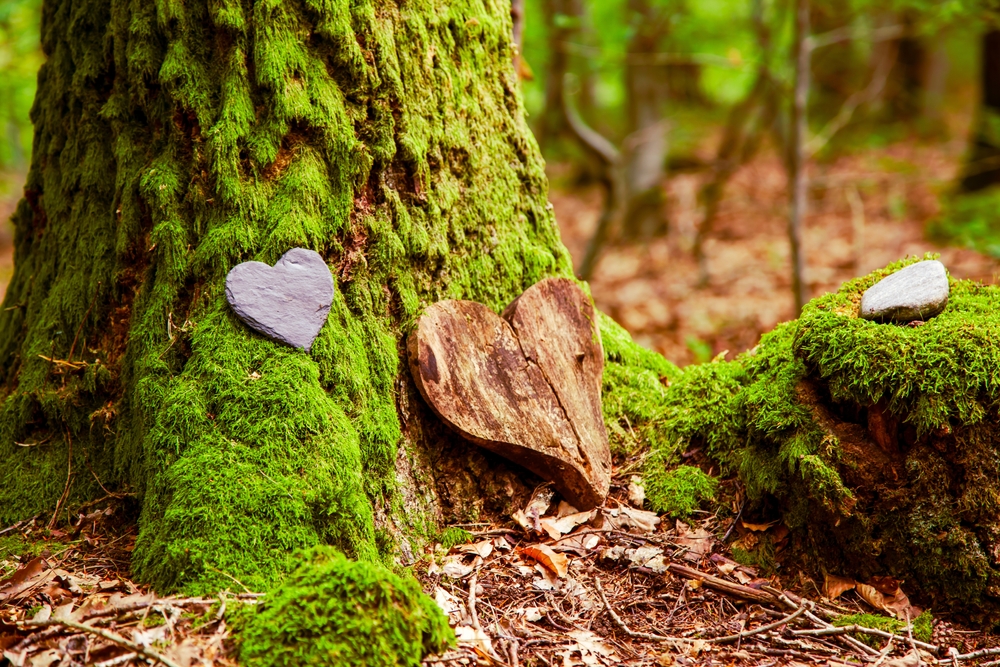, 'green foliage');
930,186,1000,259
239,548,453,667
0,0,41,171
0,0,571,596
644,464,717,518
437,527,473,549
833,611,933,646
